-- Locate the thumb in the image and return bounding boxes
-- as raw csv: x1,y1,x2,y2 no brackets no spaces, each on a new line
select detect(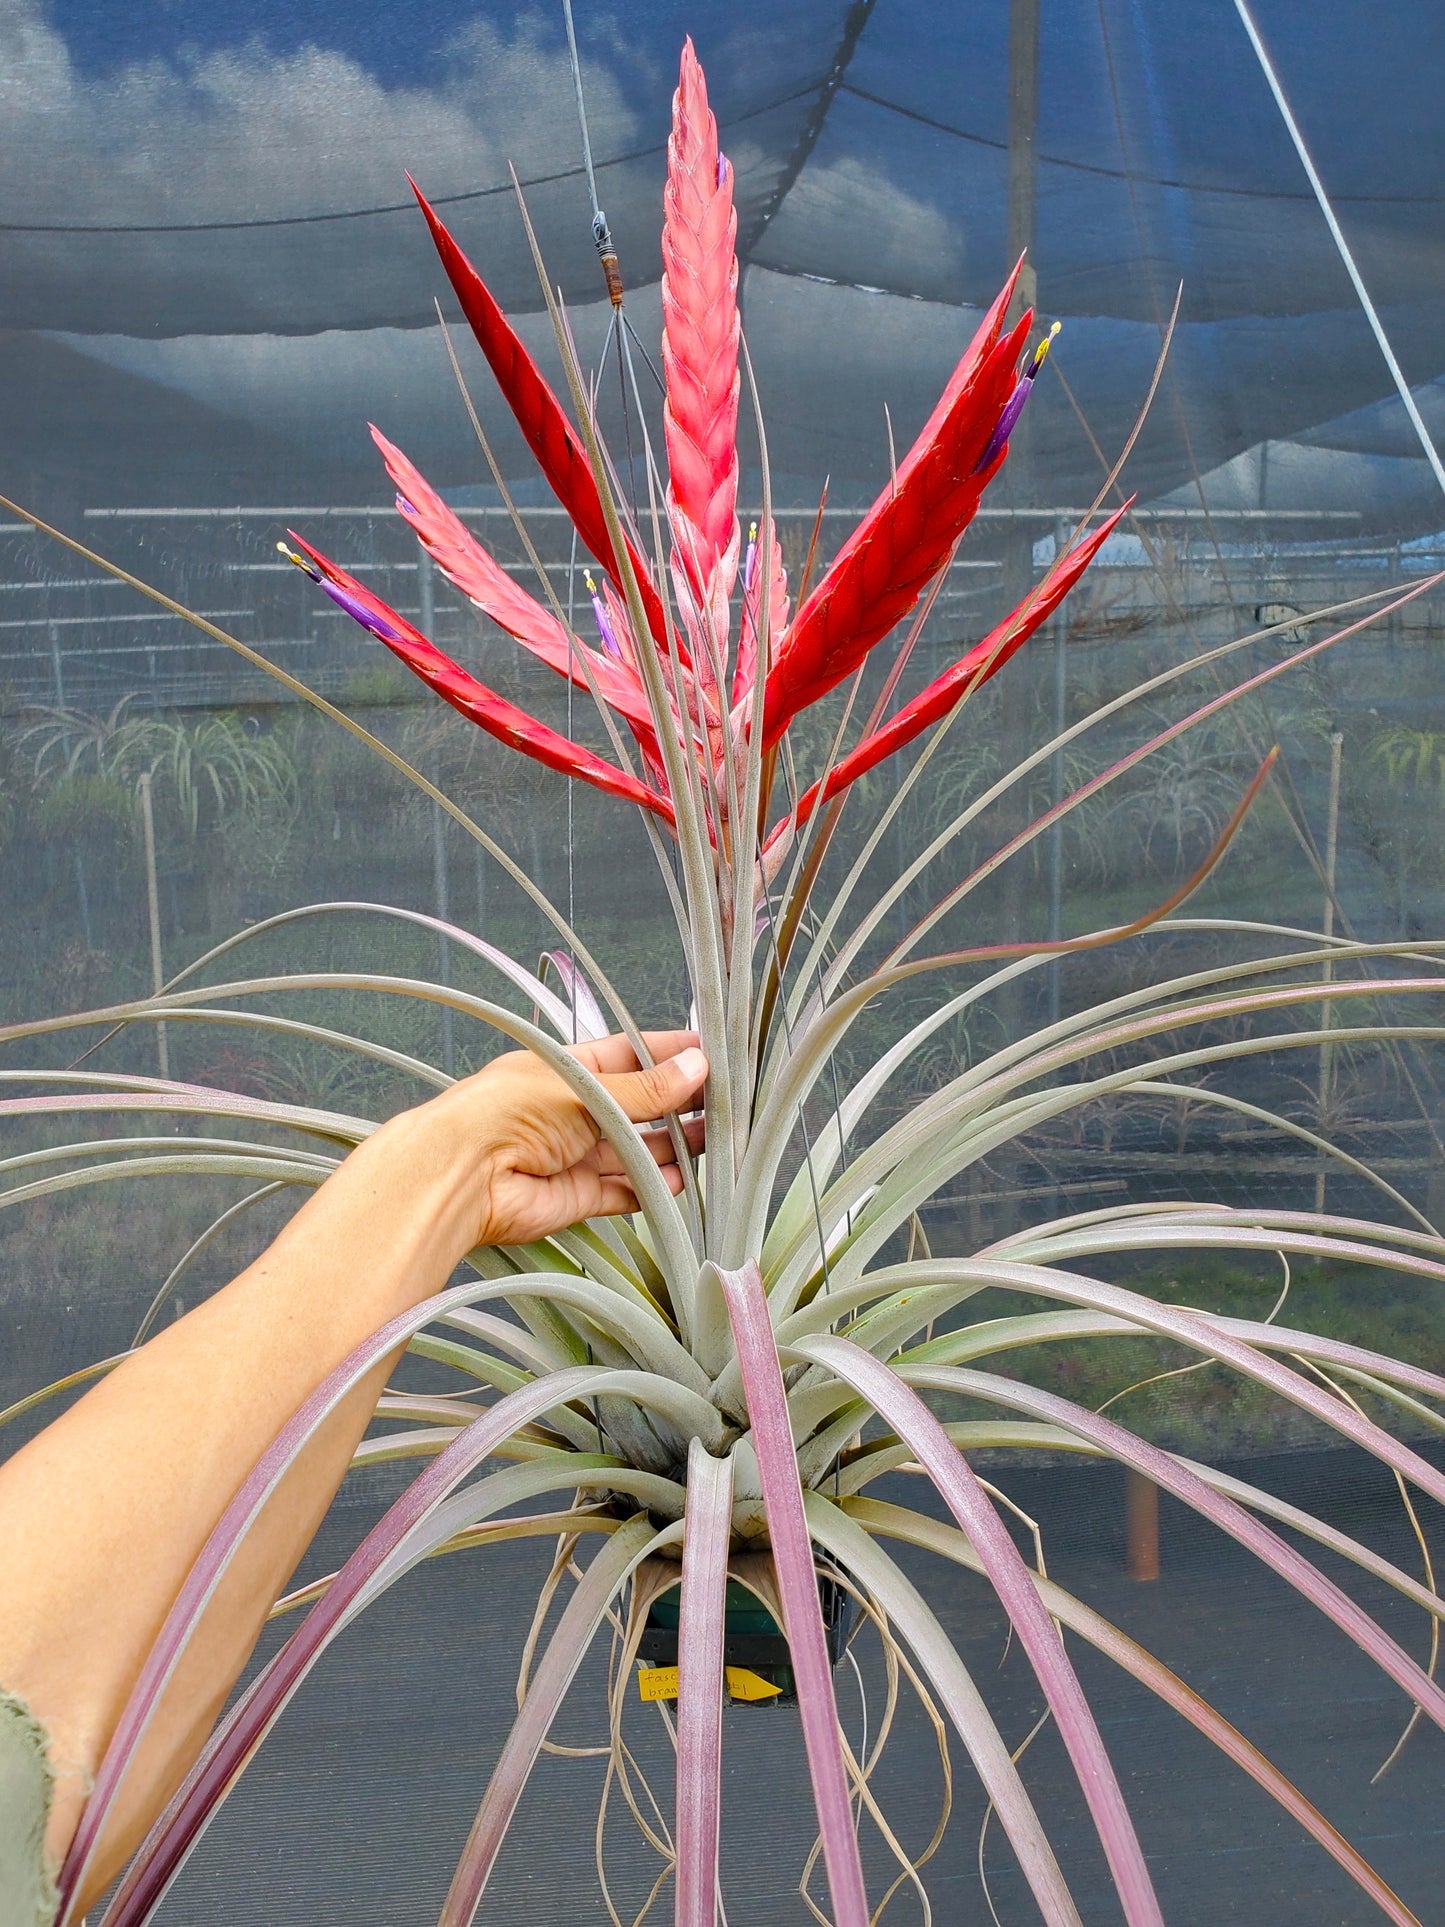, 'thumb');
601,1046,708,1125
